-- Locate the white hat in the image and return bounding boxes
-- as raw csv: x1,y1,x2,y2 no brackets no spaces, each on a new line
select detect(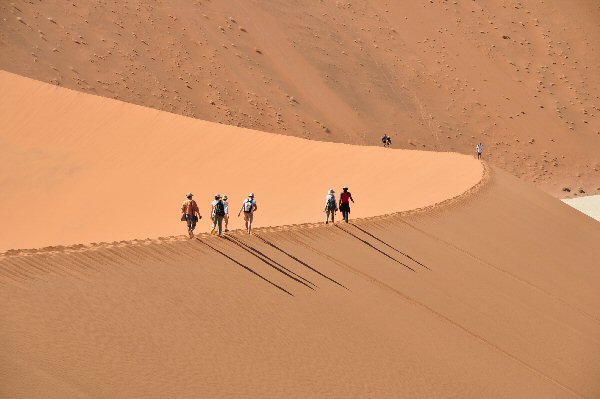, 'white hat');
215,193,221,199
249,192,254,197
186,192,193,197
343,186,348,190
